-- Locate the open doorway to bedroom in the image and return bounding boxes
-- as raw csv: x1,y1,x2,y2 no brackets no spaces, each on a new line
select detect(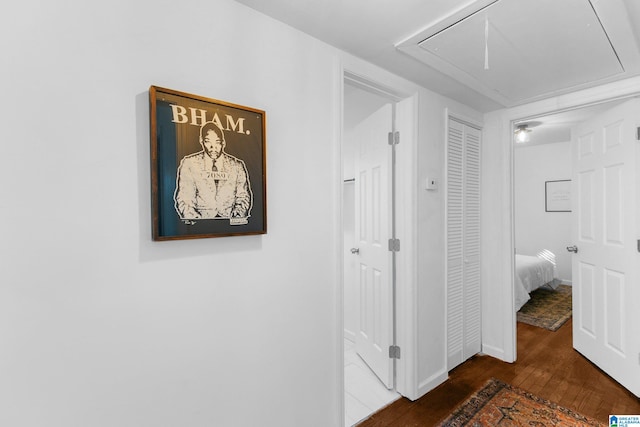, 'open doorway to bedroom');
512,97,633,332
512,94,640,397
